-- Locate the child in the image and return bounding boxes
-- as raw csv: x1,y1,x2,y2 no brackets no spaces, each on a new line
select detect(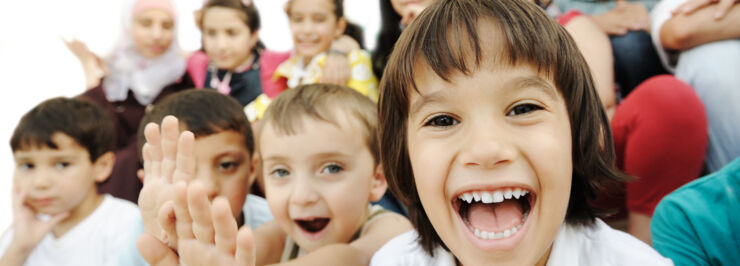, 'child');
111,90,273,265
137,84,412,265
651,157,740,266
0,97,141,265
243,0,379,122
371,0,671,265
